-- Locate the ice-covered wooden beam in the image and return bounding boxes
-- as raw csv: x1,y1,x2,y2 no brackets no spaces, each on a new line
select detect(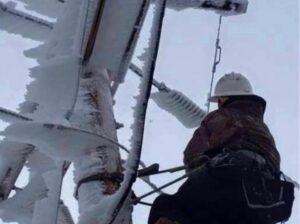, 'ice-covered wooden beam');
0,1,52,41
1,0,92,120
0,174,47,224
6,0,64,20
26,150,73,224
88,0,150,82
0,107,120,161
167,0,248,15
19,0,89,121
0,2,53,28
0,141,33,200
